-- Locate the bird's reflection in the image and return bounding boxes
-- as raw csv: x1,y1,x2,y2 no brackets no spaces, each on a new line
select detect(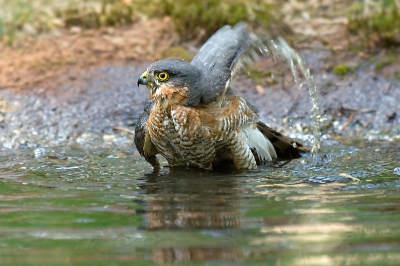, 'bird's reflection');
137,167,246,263
139,167,242,230
150,247,245,264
